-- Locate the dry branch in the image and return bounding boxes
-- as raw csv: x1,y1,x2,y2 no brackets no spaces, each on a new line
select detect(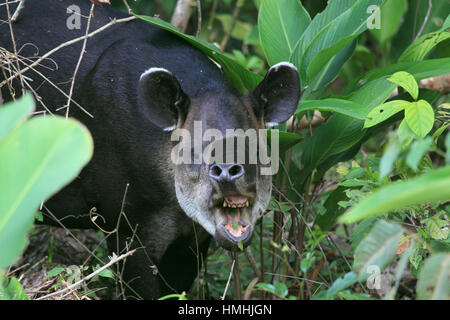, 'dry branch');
171,0,193,33
36,249,136,300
